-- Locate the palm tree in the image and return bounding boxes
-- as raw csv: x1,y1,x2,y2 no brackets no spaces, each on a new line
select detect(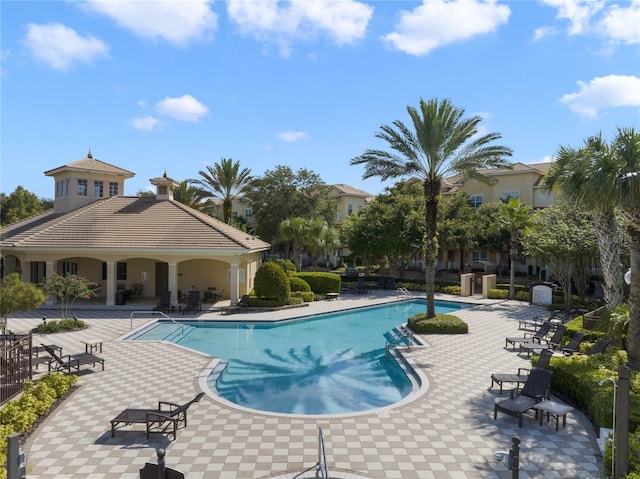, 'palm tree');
492,197,532,299
614,127,640,371
171,180,210,212
279,217,313,271
545,134,626,307
193,158,252,223
351,97,512,317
